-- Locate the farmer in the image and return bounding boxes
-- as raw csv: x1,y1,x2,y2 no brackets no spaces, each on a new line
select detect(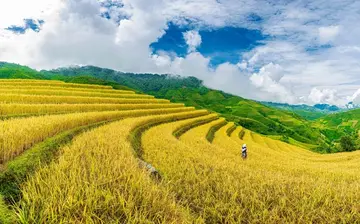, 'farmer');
242,143,247,159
